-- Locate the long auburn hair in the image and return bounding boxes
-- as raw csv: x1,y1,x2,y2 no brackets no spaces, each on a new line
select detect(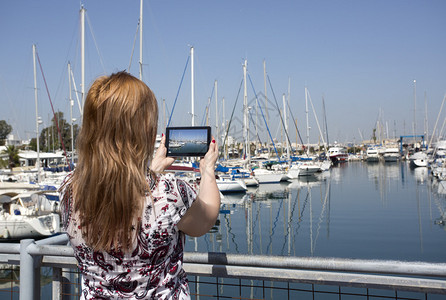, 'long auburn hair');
70,71,158,251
